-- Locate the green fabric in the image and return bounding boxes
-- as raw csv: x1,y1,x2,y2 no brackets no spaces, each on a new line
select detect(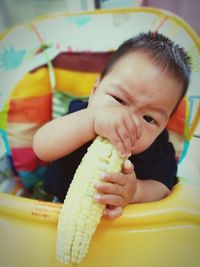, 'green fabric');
52,90,88,118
